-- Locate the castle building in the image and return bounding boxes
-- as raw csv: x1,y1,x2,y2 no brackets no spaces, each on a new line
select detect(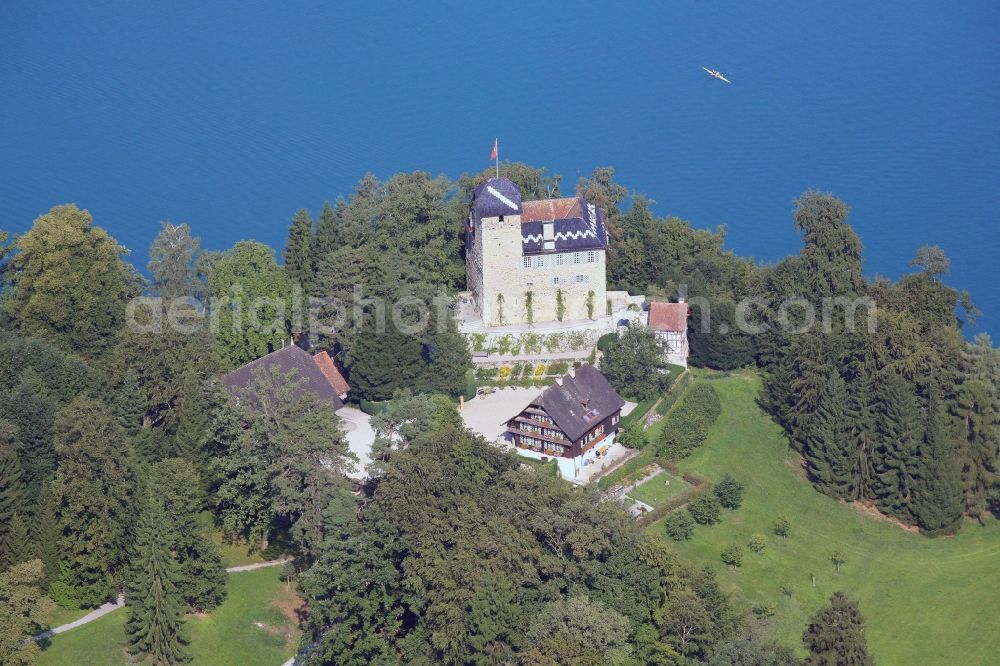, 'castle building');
465,177,609,327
